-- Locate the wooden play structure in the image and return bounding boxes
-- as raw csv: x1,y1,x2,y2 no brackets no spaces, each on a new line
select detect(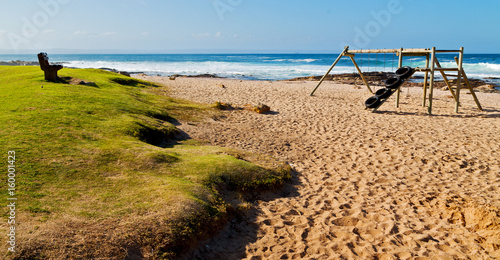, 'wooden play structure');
310,46,483,114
